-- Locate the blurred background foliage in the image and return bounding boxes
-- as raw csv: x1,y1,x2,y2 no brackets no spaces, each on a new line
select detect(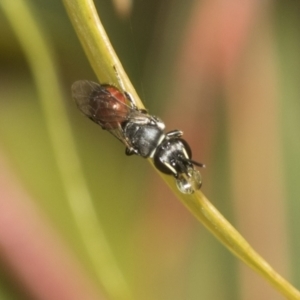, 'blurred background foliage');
0,0,300,299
